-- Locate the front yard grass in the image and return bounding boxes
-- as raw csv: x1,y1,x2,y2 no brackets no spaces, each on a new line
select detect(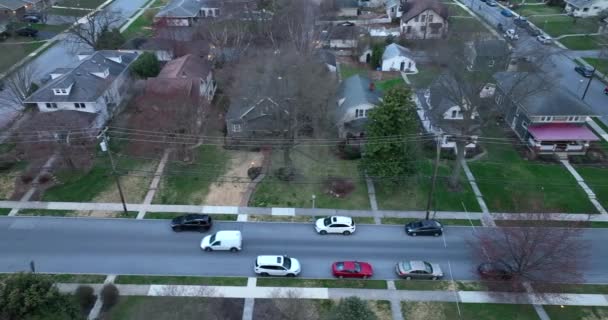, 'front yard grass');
154,145,229,205
469,126,595,213
0,208,10,215
559,35,608,50
402,302,539,320
256,277,387,289
375,159,481,212
545,305,608,320
115,275,247,286
250,146,370,210
56,0,106,9
121,0,169,39
381,217,482,226
339,64,369,79
513,5,564,16
530,15,599,37
445,3,472,16
0,273,106,283
449,17,489,36
582,57,608,74
0,41,45,74
376,77,405,91
572,166,608,208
